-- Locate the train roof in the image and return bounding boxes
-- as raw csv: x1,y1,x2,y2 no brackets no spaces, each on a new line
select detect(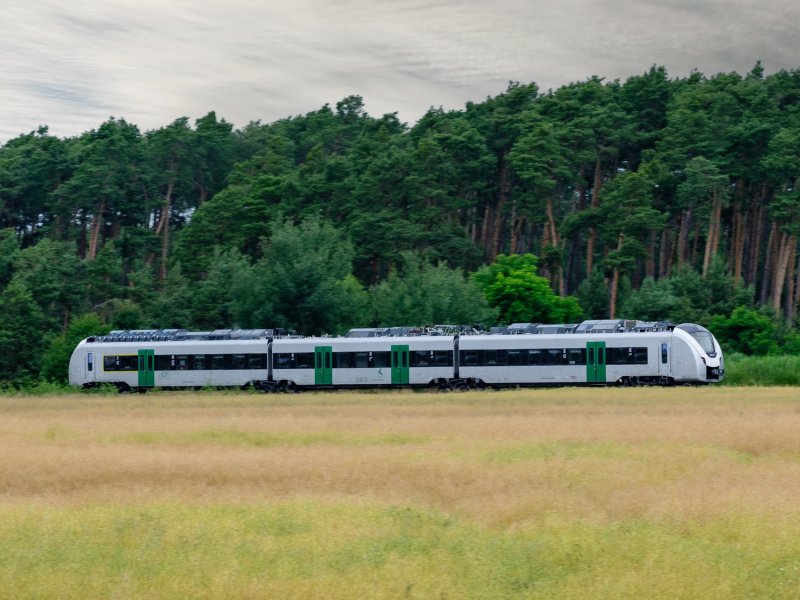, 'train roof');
82,320,677,345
